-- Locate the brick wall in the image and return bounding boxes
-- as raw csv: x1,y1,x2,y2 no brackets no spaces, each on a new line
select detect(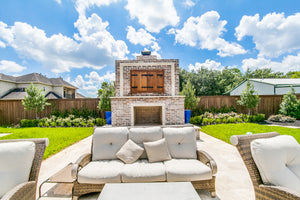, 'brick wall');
111,96,185,126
